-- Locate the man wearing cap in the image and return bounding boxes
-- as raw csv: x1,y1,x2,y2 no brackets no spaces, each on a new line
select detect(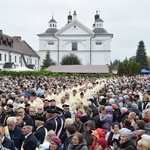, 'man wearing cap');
49,99,60,110
43,99,50,111
34,116,47,145
6,104,16,117
62,104,71,119
22,123,37,150
54,109,64,138
44,108,57,132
